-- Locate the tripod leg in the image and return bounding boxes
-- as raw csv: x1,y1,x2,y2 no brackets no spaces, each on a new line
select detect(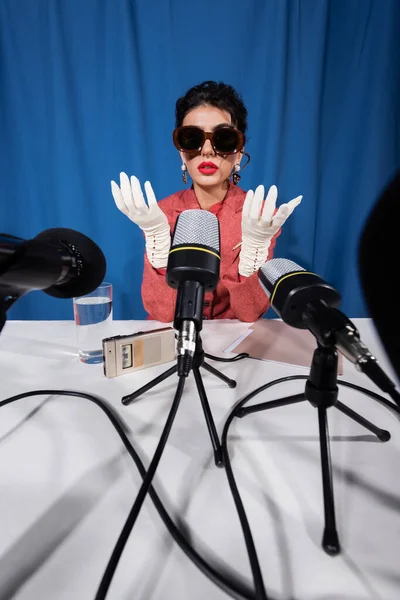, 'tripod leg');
201,361,237,388
193,367,224,468
121,365,178,406
237,394,305,417
335,401,390,441
317,406,341,556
